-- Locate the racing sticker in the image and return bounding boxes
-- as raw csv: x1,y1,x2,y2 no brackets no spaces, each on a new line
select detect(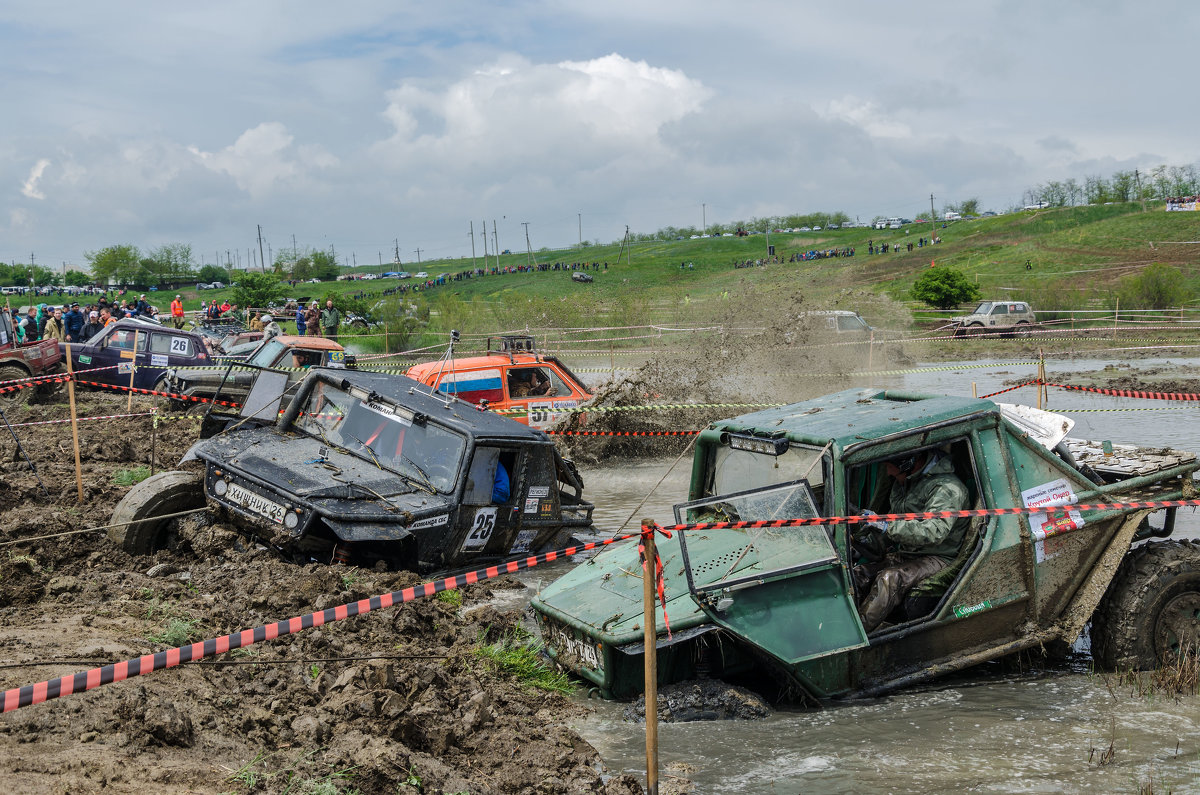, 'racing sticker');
461,507,498,551
410,514,449,530
169,336,189,354
79,355,92,364
524,497,540,514
509,529,538,555
151,353,168,367
1022,478,1085,563
528,486,550,498
328,350,346,369
526,399,578,429
117,362,133,374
